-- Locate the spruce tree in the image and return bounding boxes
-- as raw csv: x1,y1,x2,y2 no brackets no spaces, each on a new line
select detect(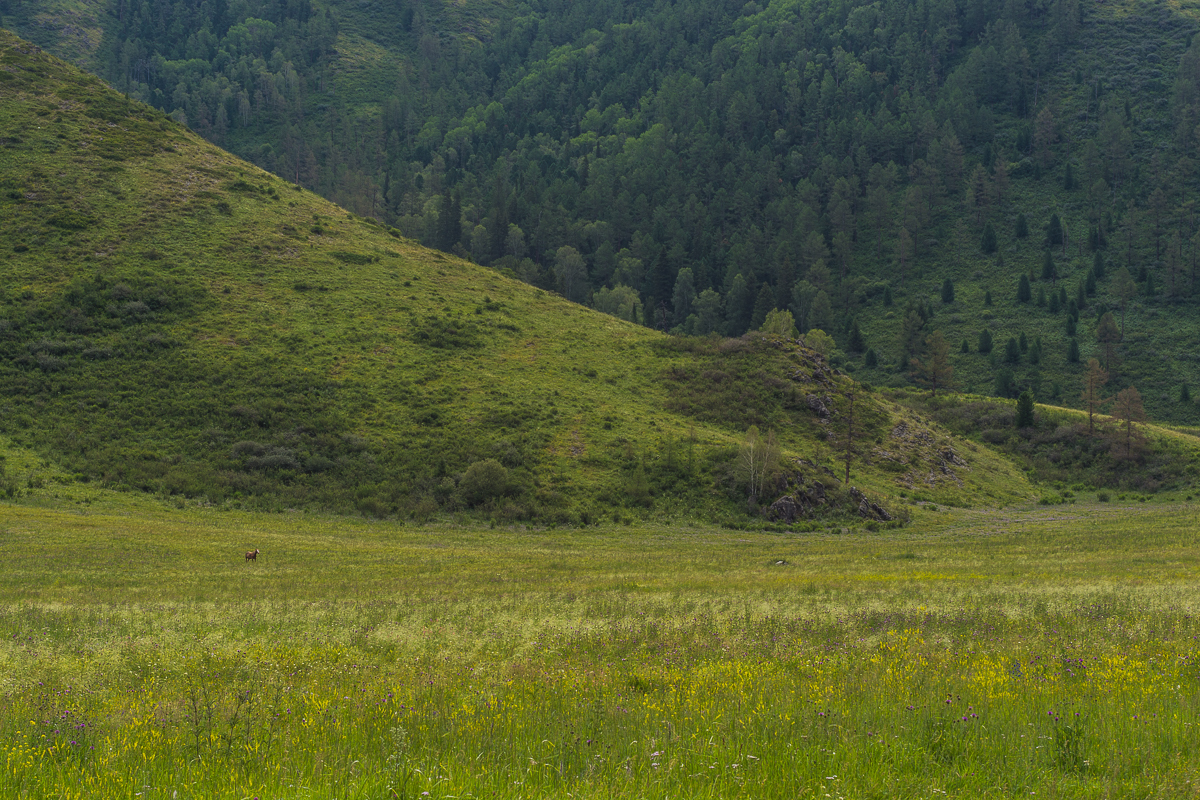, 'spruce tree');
1042,250,1057,282
750,283,775,330
978,328,993,353
1016,213,1029,239
984,288,993,306
1019,331,1028,353
1049,290,1061,313
1018,274,1032,303
1066,315,1076,336
961,338,970,353
1046,213,1063,248
1093,250,1105,280
1182,382,1191,403
1005,337,1021,363
1016,390,1035,428
981,222,997,253
942,278,955,304
1085,269,1097,296
864,348,878,367
1067,337,1080,363
847,320,865,352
